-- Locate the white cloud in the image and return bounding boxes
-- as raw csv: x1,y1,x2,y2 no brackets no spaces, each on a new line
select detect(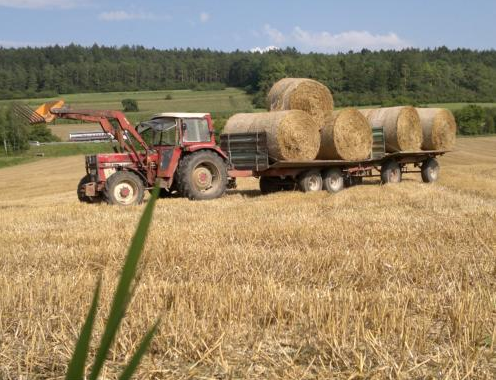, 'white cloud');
263,24,285,44
250,46,279,54
200,12,209,23
292,27,410,52
98,10,167,22
260,24,410,53
0,0,83,9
